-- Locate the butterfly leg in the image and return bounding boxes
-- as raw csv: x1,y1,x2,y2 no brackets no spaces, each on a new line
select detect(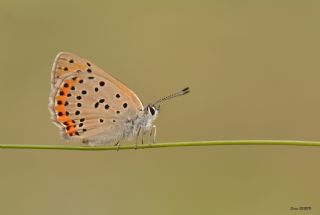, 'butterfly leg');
135,127,142,150
114,141,120,151
152,125,157,143
141,130,149,145
148,125,156,145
